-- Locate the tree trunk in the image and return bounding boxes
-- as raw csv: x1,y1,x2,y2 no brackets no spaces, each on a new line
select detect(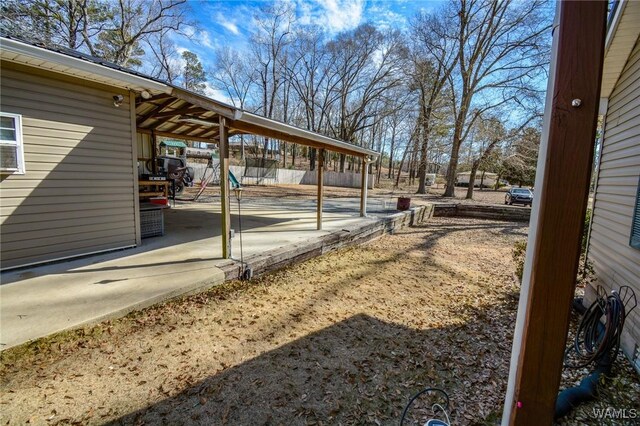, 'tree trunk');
339,153,346,173
466,160,480,199
444,138,462,197
395,142,411,188
494,173,502,190
310,148,316,171
292,144,296,166
282,142,287,167
416,107,432,194
480,170,486,190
